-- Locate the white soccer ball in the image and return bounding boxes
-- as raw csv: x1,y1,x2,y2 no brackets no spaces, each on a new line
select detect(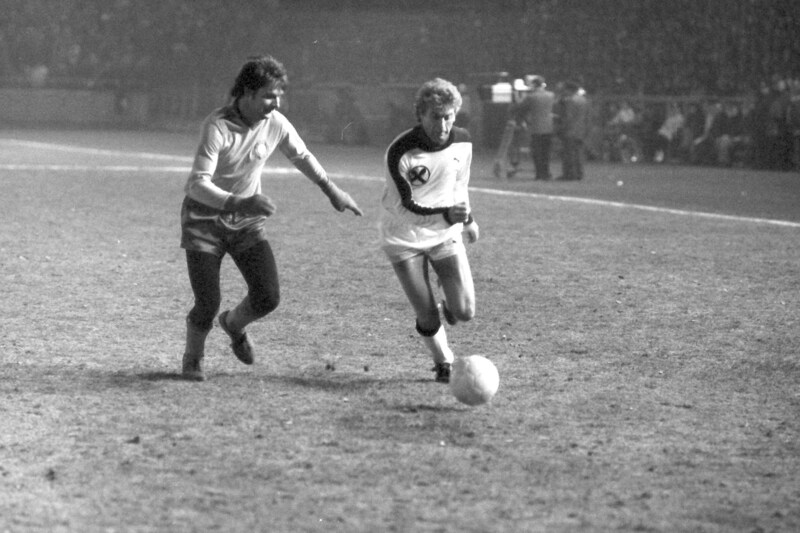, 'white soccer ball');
450,355,499,406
